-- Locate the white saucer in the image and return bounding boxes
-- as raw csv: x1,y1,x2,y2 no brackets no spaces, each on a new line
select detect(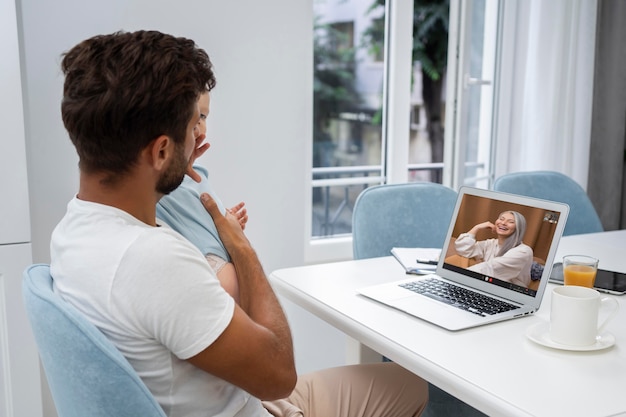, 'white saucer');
526,322,615,351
